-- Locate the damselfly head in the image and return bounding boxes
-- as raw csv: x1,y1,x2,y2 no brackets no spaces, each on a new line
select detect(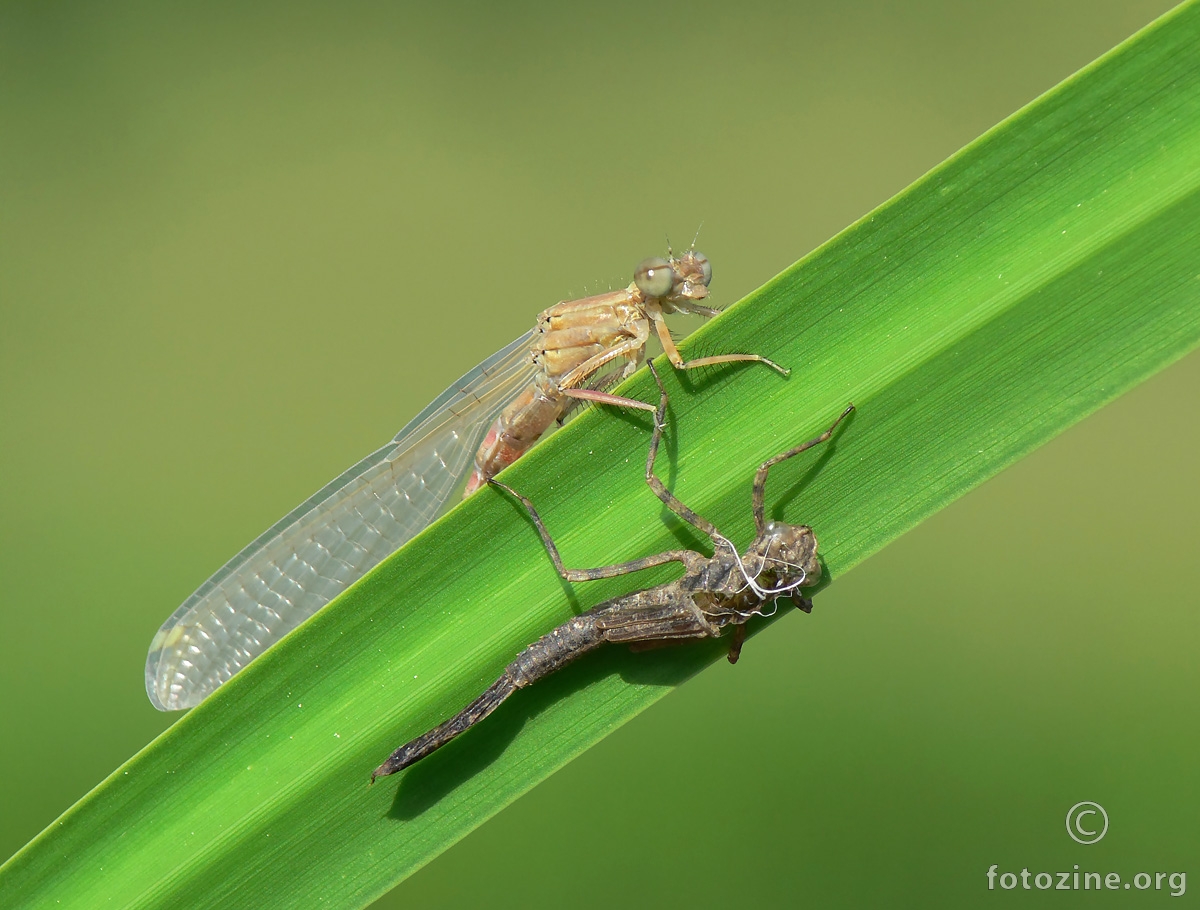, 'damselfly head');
636,250,714,318
635,250,713,302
